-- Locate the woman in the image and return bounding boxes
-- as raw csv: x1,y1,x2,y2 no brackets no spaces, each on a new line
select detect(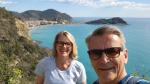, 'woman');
34,31,86,84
